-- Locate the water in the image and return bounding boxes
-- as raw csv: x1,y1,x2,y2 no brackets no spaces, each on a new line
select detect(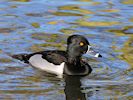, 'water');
0,0,133,99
